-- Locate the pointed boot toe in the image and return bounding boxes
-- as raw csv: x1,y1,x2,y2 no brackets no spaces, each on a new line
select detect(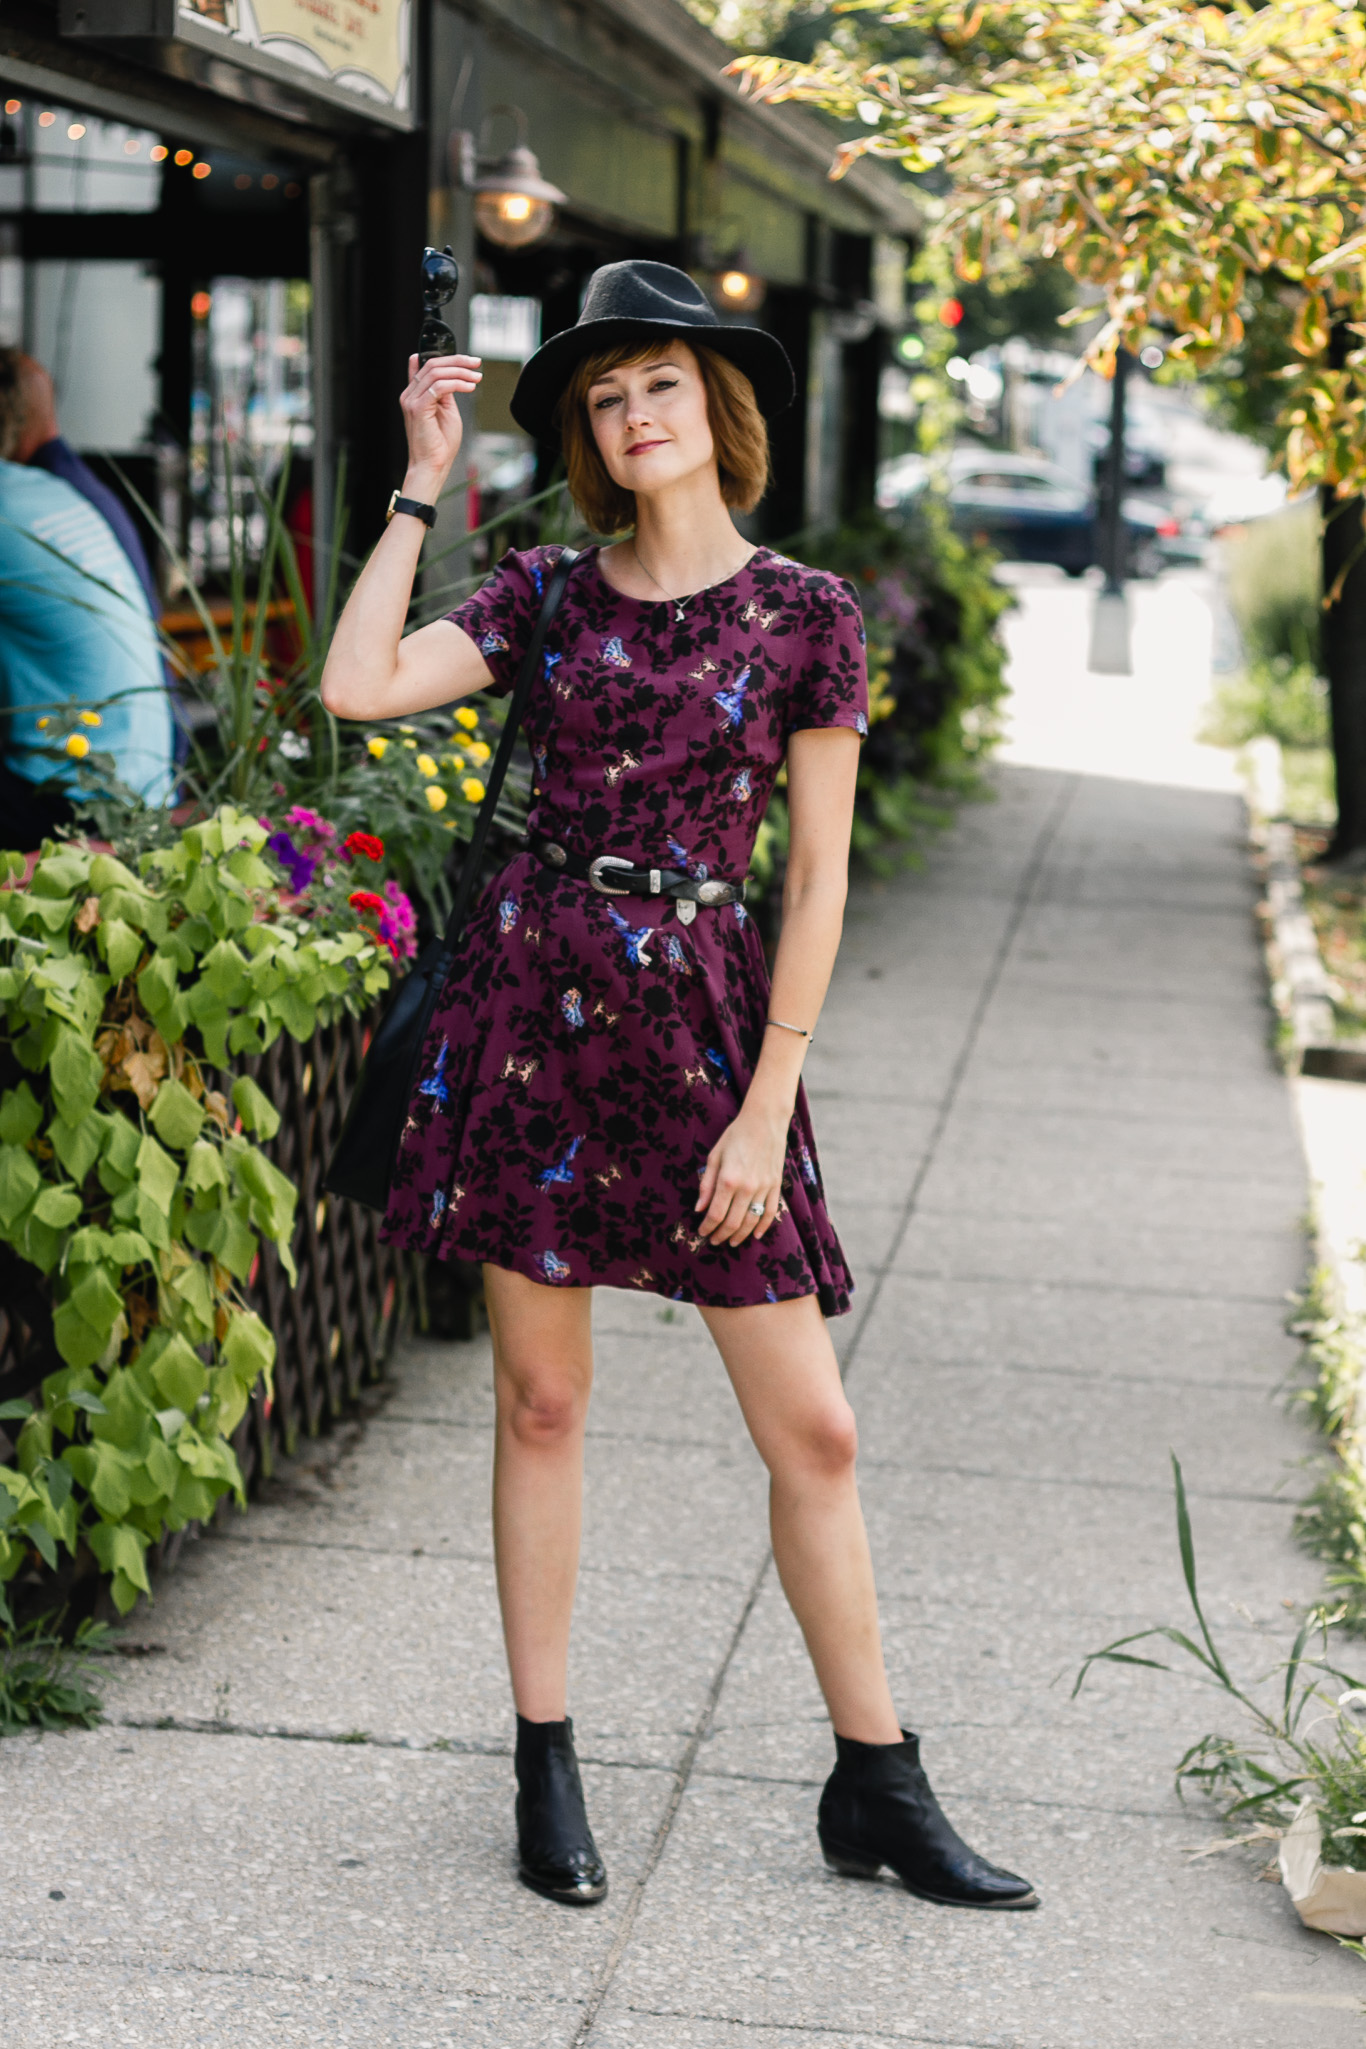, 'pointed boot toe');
818,1730,1038,1911
514,1715,608,1907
